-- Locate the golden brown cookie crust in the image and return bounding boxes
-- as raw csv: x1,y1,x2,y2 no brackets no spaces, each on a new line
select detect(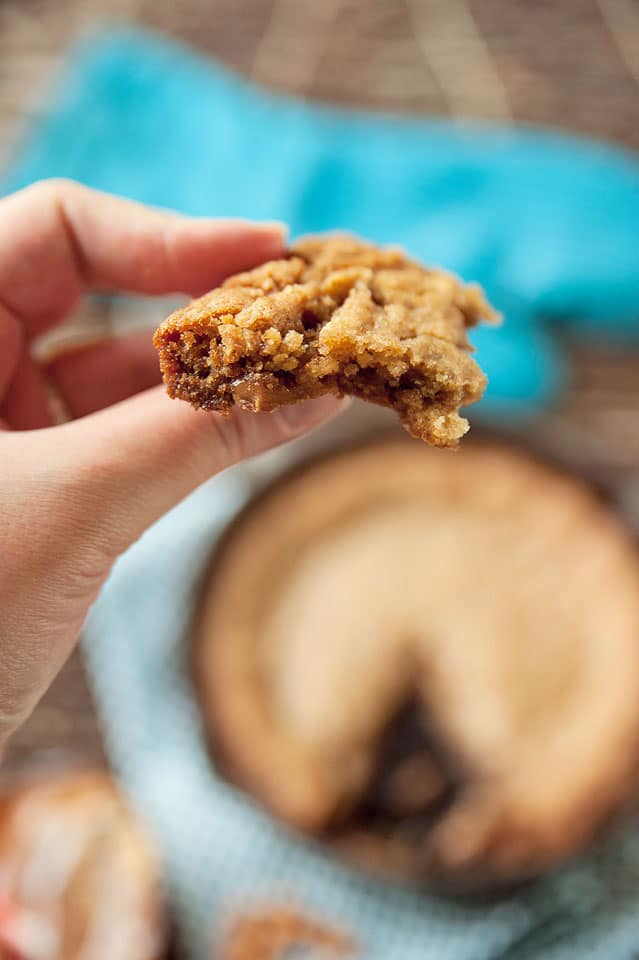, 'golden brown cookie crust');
153,235,496,446
194,441,639,892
